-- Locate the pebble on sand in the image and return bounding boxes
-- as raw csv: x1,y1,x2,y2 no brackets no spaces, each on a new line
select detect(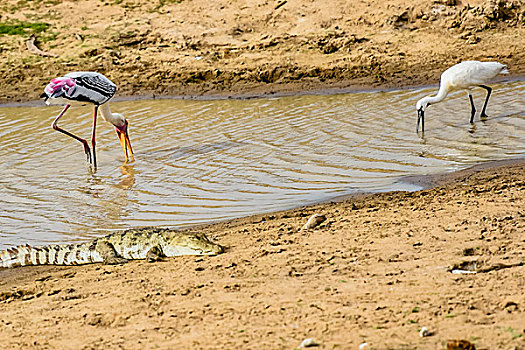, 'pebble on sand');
298,338,319,348
419,326,430,337
447,339,476,350
302,214,326,230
